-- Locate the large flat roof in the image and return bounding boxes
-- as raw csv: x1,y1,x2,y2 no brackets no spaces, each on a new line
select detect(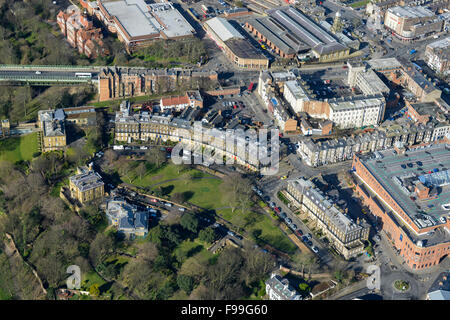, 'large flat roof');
359,144,450,227
225,38,267,60
101,0,193,39
388,6,434,19
102,0,159,37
